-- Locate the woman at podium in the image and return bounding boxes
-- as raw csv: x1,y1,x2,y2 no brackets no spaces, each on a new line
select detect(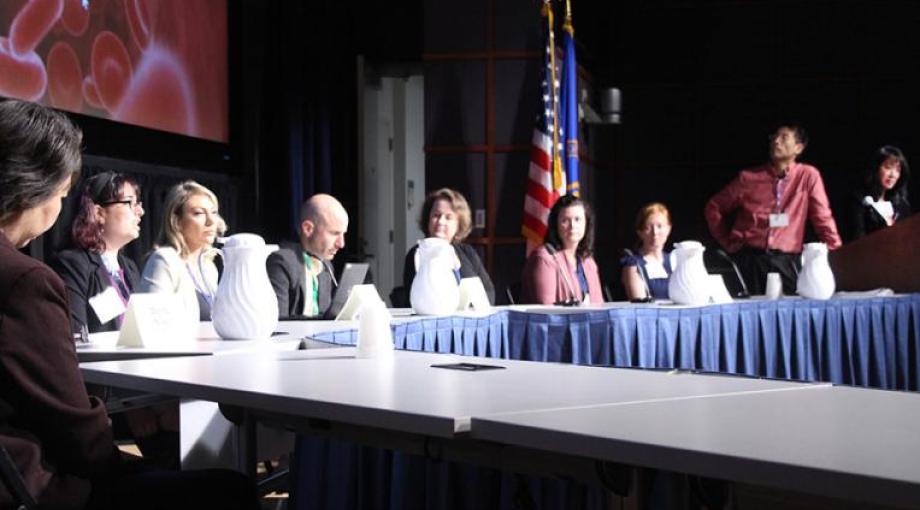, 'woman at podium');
851,145,912,240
